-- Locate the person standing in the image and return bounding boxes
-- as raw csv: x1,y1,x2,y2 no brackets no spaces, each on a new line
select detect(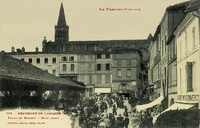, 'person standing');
112,104,117,115
124,115,129,128
124,106,128,117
